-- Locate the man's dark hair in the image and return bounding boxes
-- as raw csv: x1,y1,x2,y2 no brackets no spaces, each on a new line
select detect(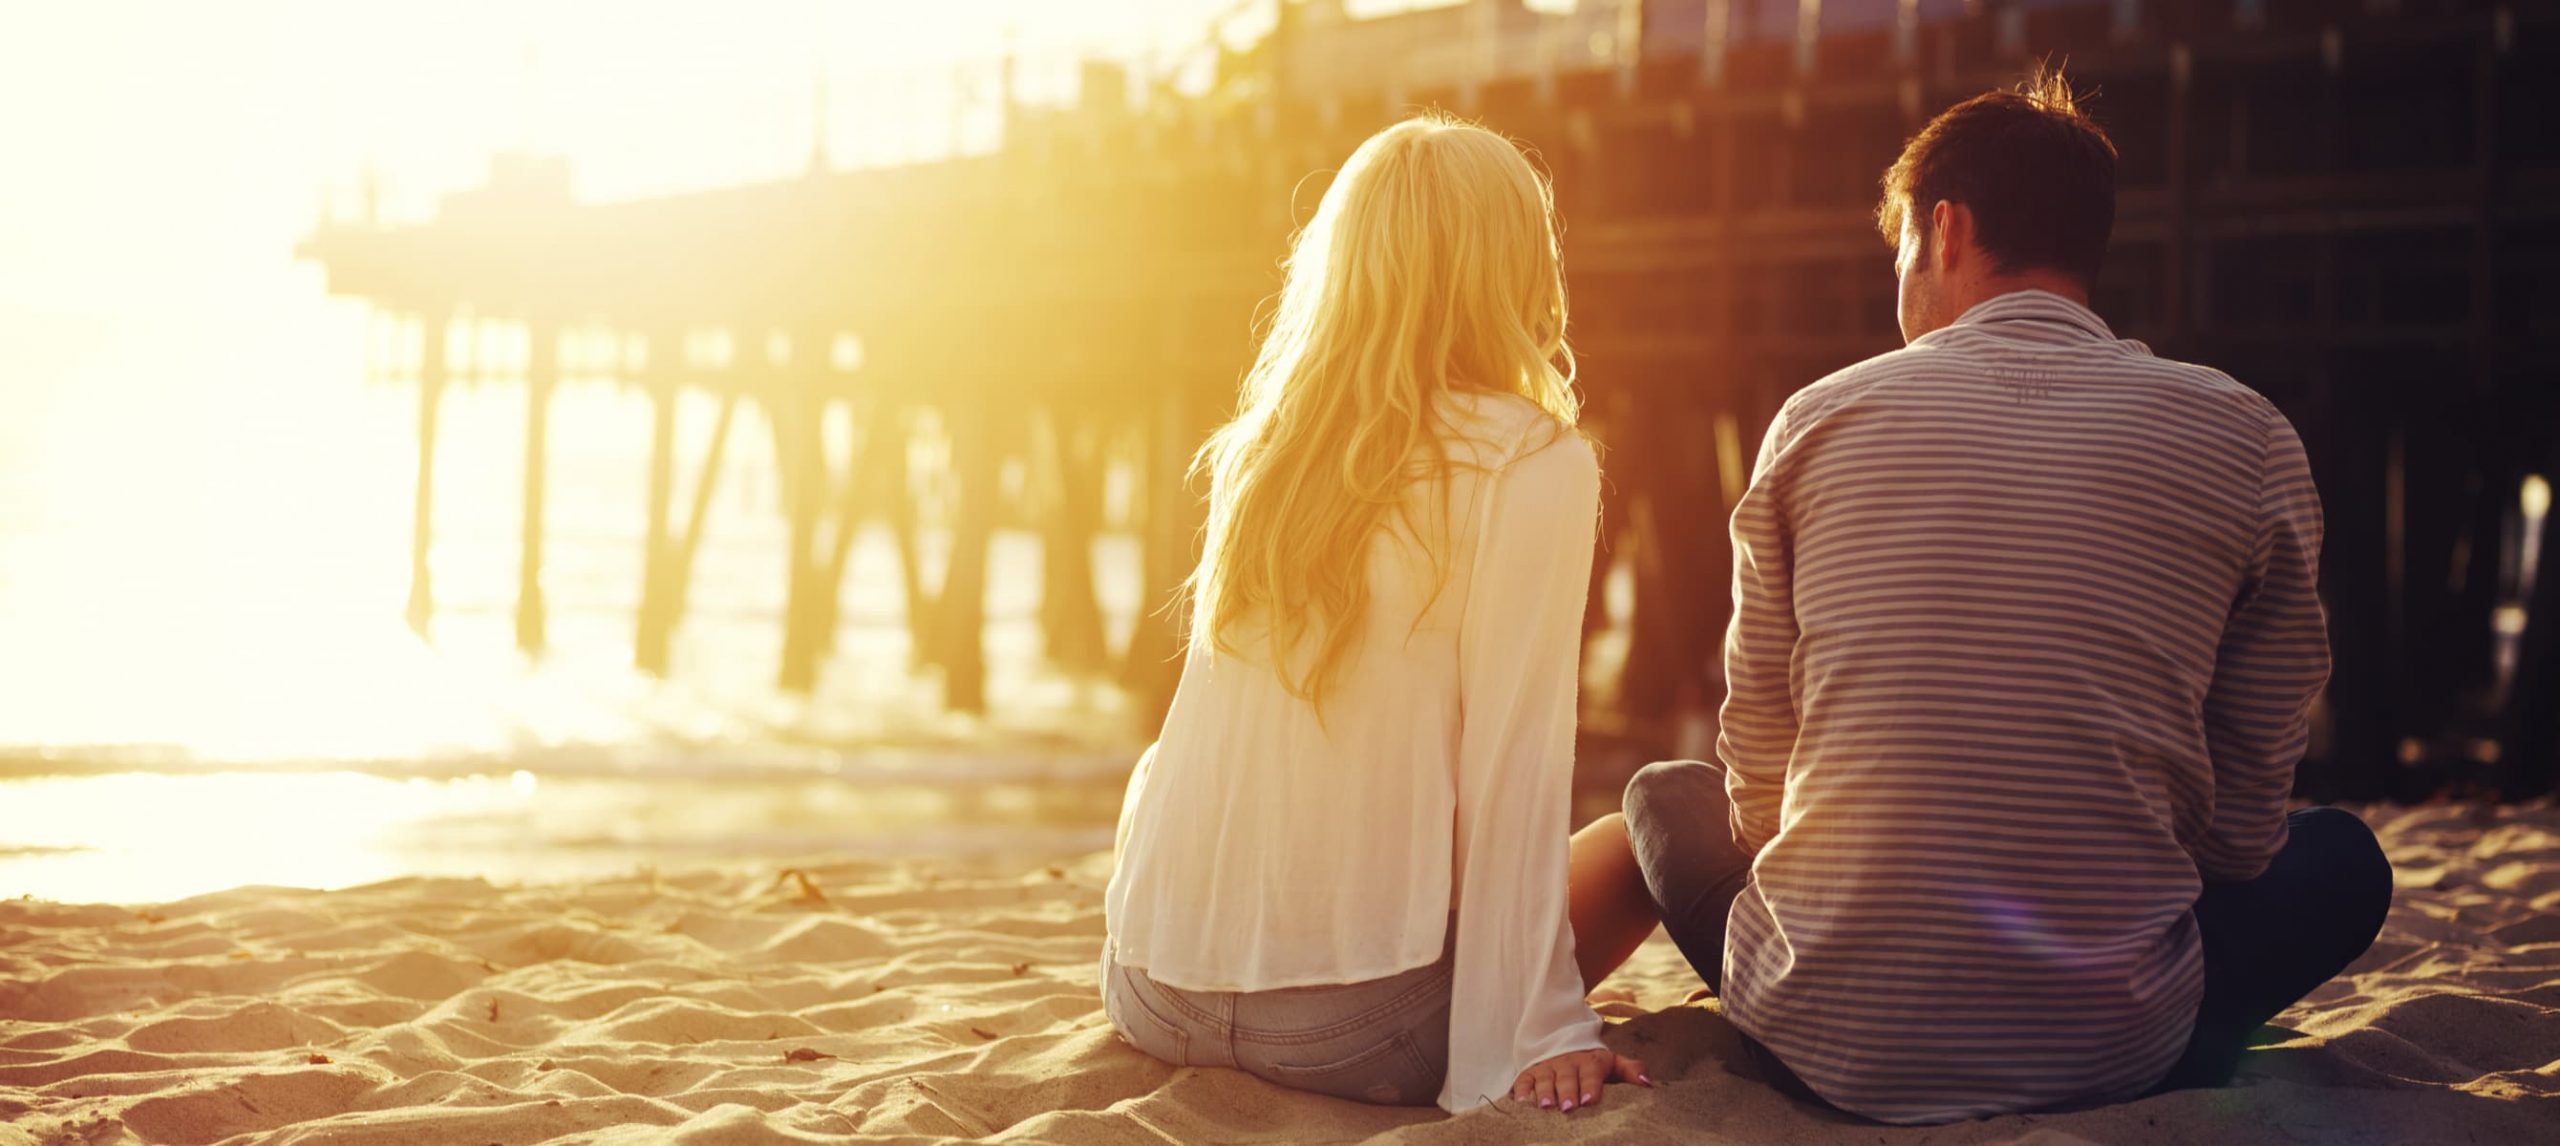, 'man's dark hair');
1877,64,2118,285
